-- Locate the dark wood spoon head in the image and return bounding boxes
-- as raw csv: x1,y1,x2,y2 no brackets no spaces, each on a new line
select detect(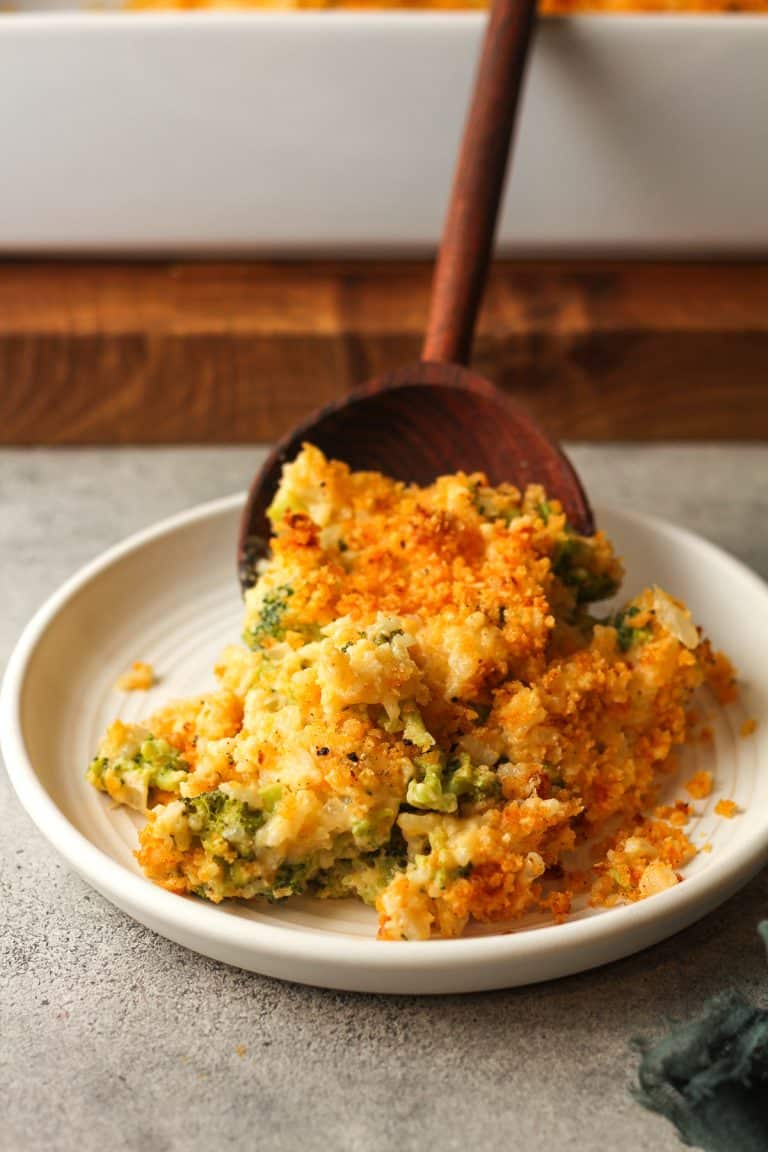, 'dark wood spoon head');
238,361,593,592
